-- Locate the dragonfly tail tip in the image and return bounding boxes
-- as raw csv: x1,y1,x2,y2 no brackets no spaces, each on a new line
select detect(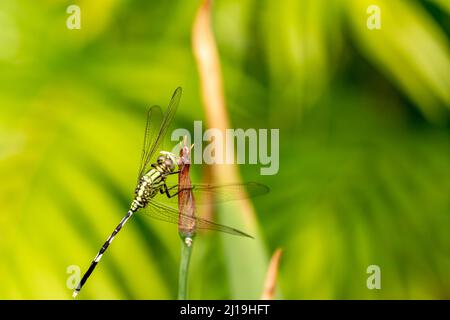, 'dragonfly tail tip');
72,290,79,299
